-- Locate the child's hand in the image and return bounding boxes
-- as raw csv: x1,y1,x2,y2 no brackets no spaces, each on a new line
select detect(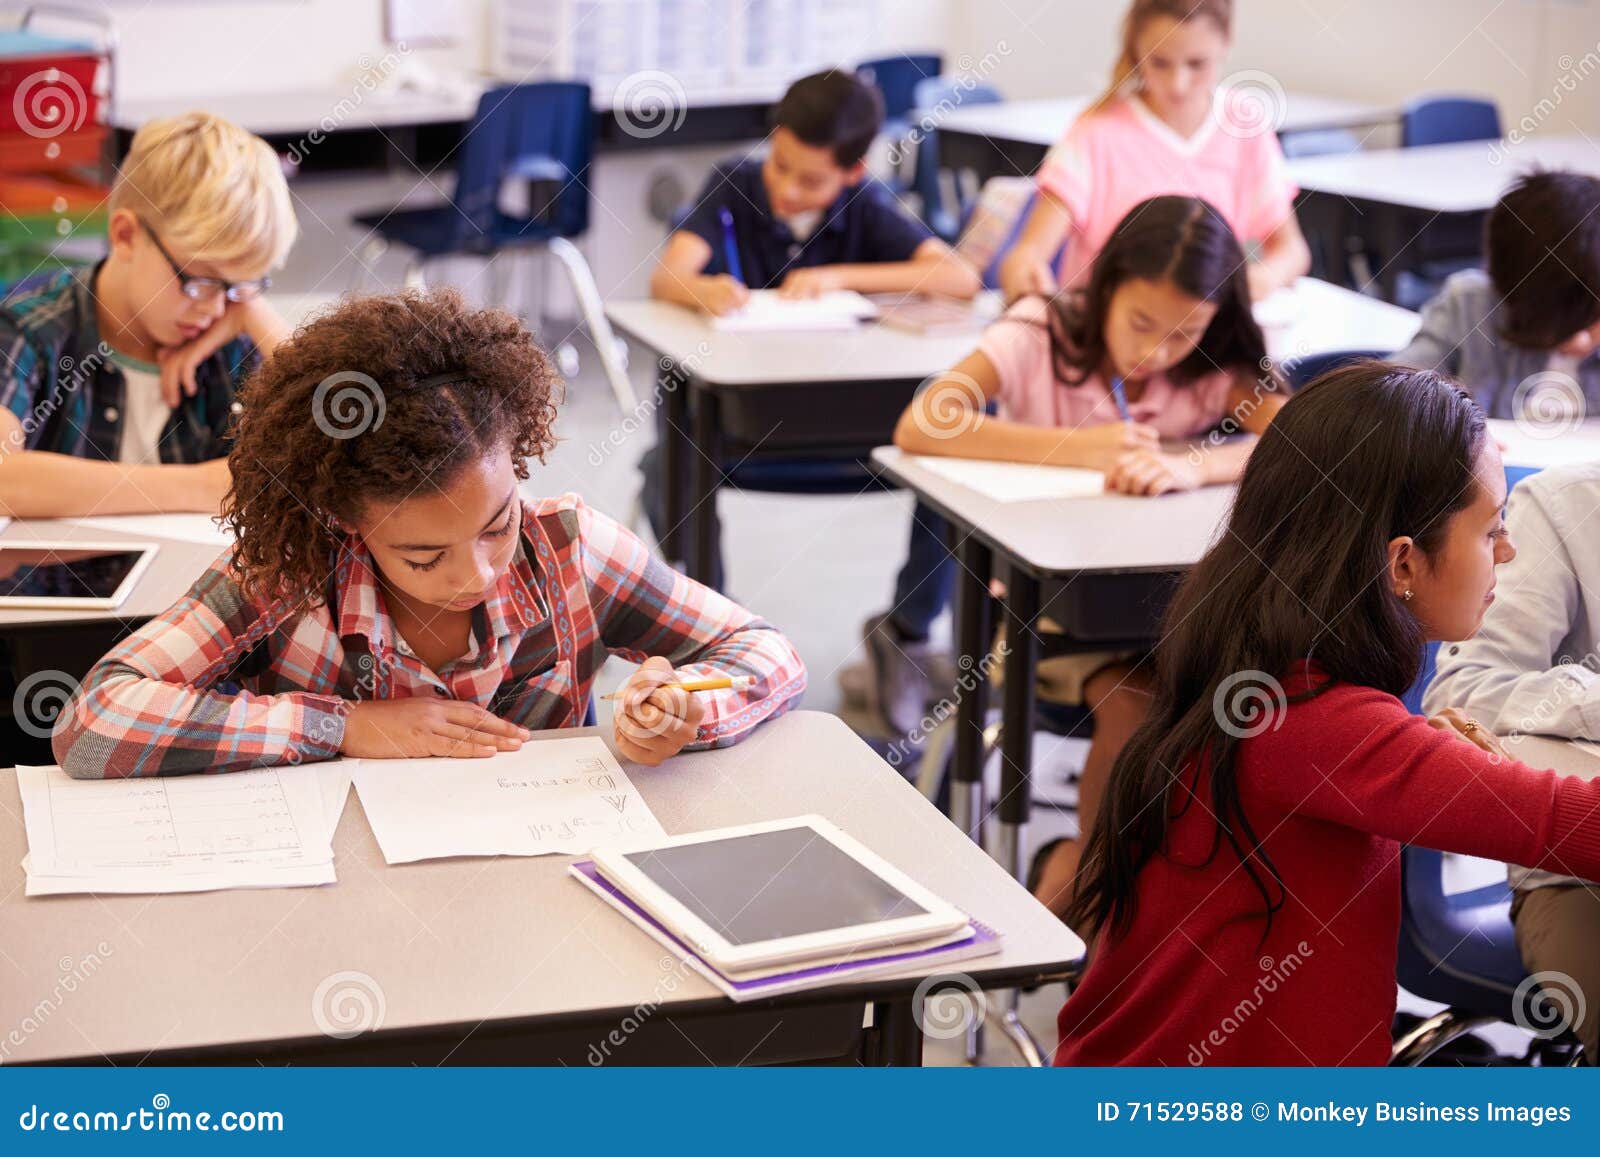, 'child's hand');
998,246,1058,302
696,274,750,316
1427,707,1511,761
613,656,706,767
1105,449,1203,496
341,698,530,759
157,305,245,406
777,267,844,298
1071,421,1161,470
